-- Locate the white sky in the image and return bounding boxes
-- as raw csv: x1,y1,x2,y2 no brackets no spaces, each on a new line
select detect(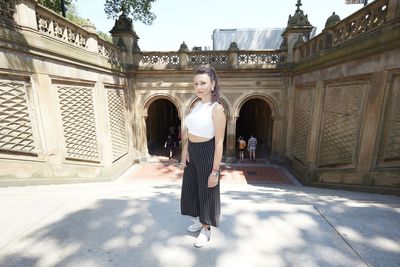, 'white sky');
75,0,365,51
